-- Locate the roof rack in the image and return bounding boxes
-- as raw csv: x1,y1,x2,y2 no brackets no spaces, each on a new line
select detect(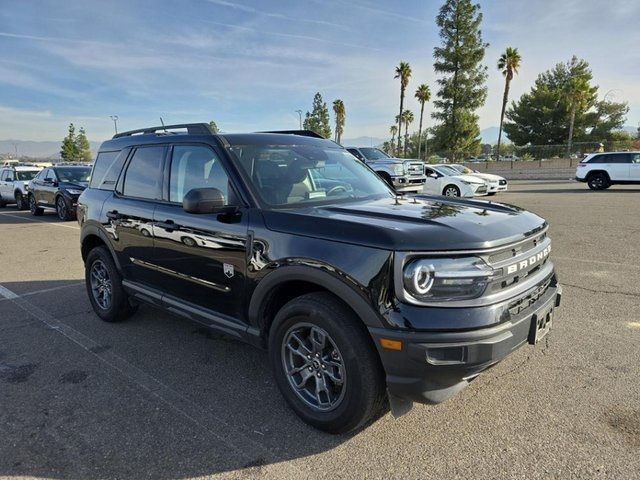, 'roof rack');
113,123,213,139
258,130,325,139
